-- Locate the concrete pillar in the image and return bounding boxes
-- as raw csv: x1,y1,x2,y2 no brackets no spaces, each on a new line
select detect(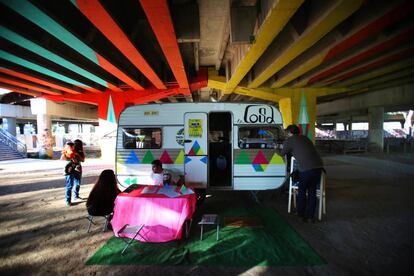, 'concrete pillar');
3,117,17,136
368,106,384,152
36,113,53,158
342,122,348,131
